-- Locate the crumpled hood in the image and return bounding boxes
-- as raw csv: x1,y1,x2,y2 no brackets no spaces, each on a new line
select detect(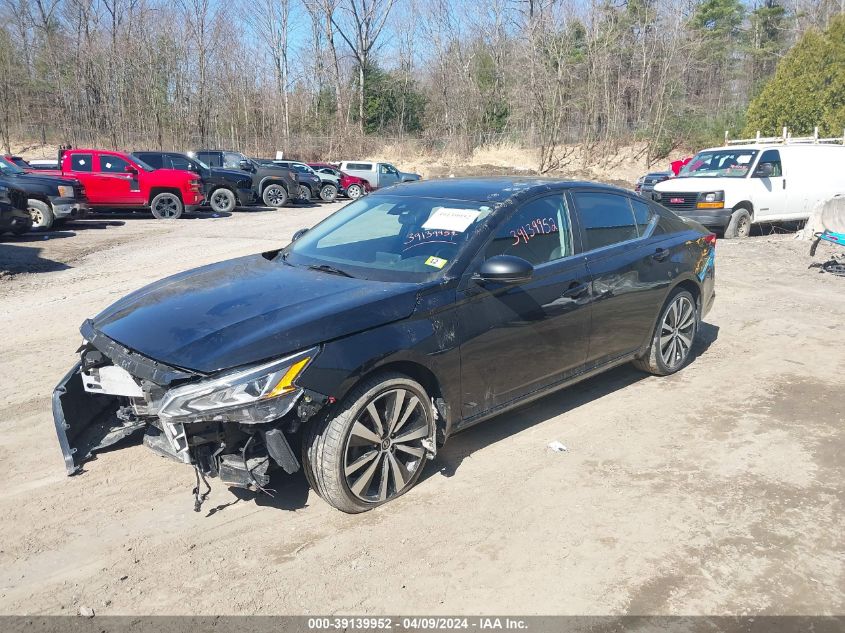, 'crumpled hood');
89,254,420,373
